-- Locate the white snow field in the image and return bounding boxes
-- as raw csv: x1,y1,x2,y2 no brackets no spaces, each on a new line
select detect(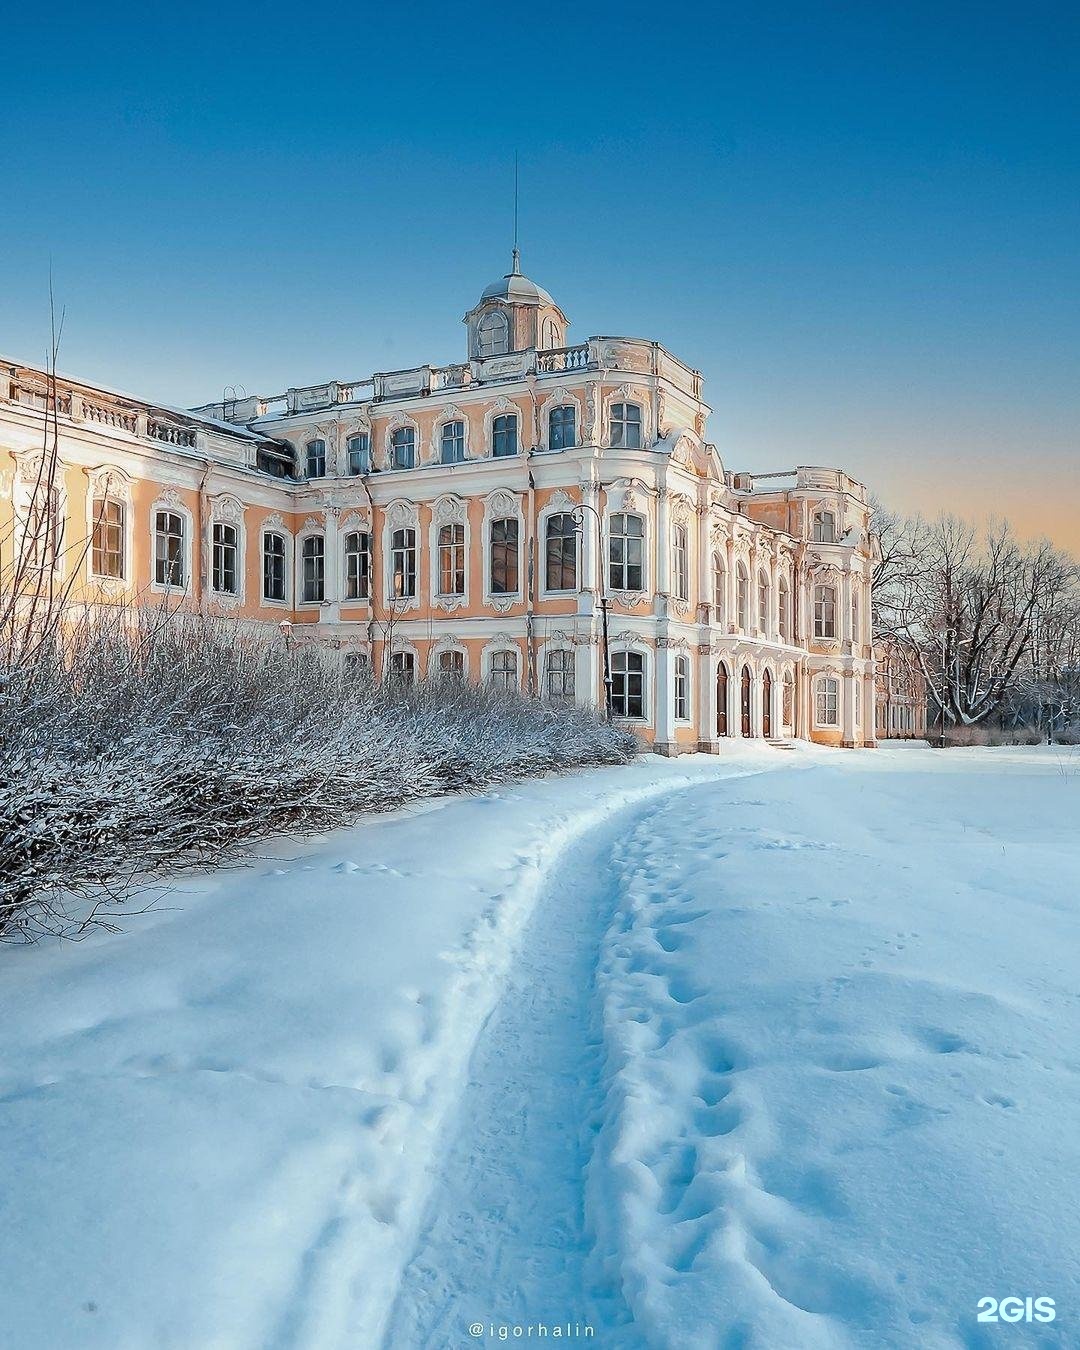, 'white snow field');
2,744,1079,1349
